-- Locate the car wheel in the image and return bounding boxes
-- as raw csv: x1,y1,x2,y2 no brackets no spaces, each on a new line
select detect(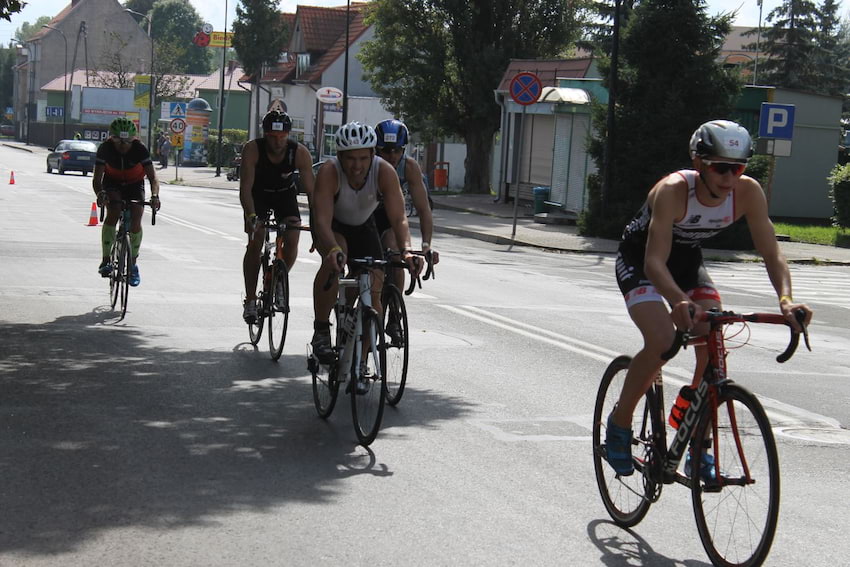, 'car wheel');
83,170,88,176
58,167,65,175
47,162,52,173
